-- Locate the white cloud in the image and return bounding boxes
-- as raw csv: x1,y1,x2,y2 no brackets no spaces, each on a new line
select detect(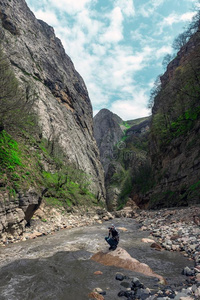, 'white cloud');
139,0,165,17
115,0,135,17
162,11,196,26
155,45,172,58
110,98,151,120
33,9,59,26
49,0,94,15
100,7,124,44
